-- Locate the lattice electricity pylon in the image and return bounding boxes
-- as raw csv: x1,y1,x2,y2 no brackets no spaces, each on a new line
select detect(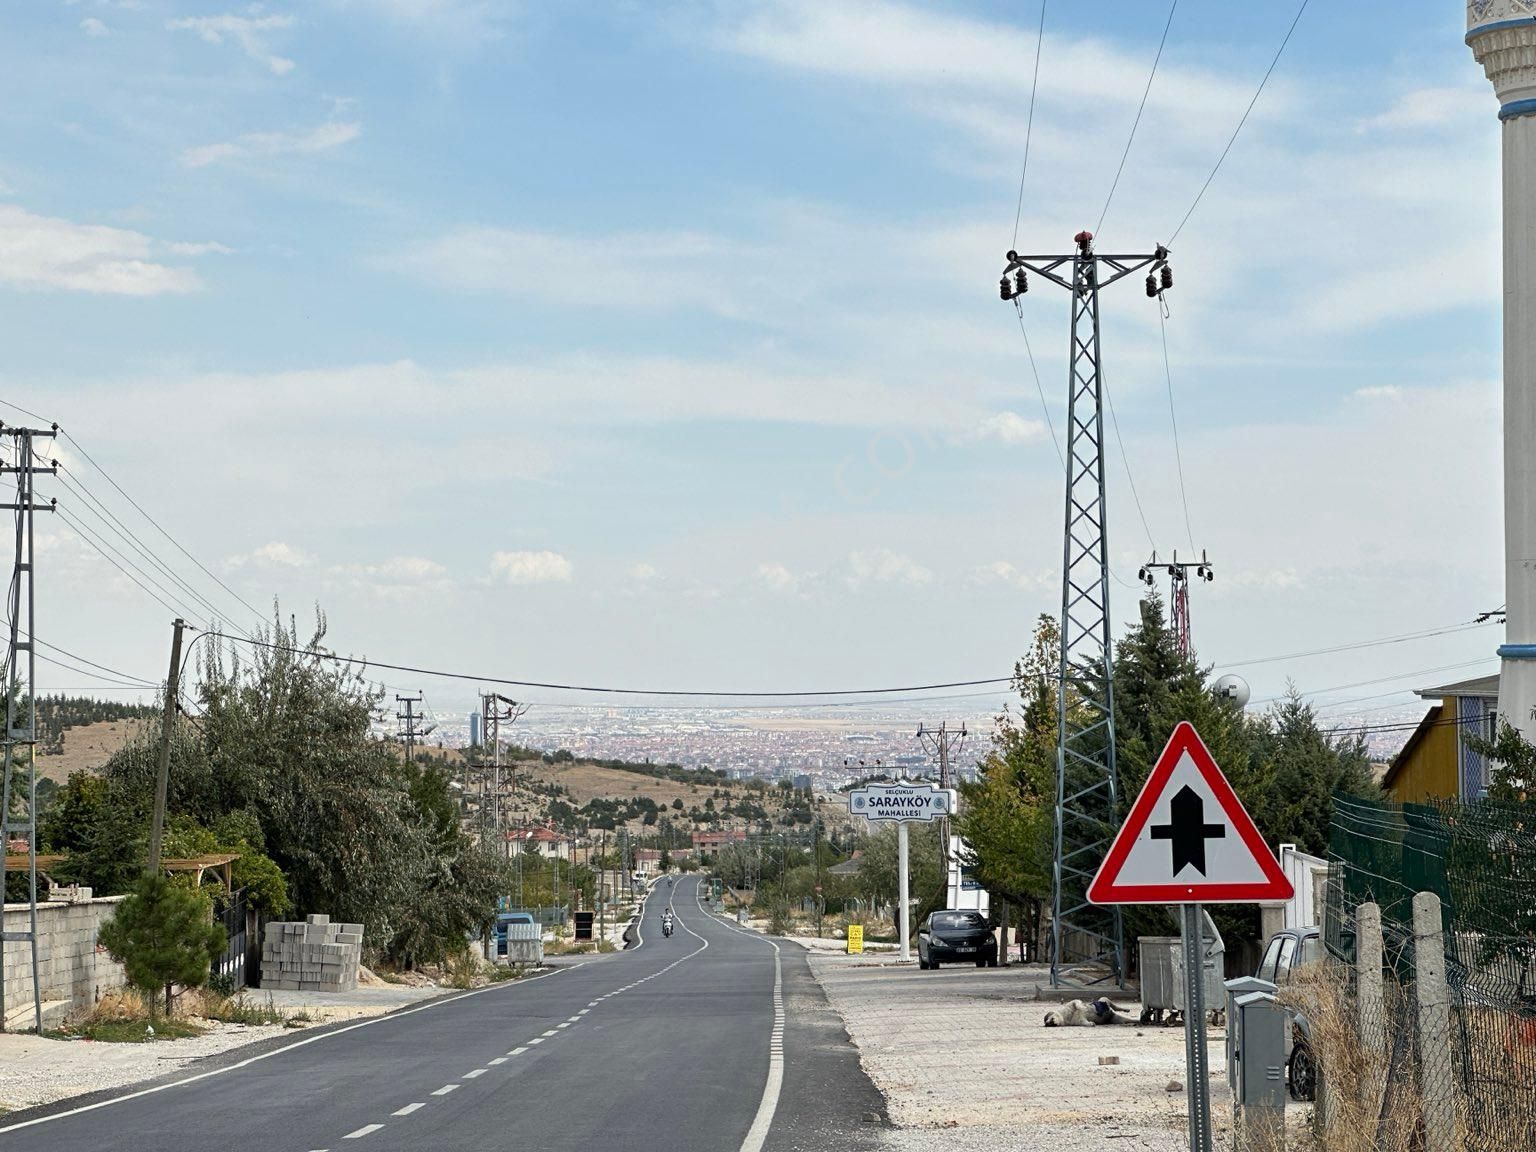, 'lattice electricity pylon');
0,424,57,1033
1001,232,1171,986
1139,550,1214,659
